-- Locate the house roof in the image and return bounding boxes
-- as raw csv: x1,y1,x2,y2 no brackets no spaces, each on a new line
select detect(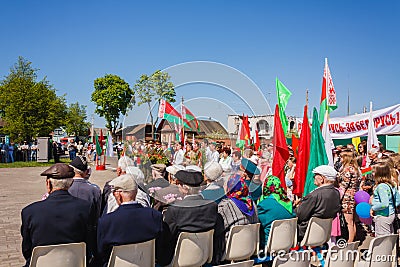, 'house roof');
158,119,228,136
